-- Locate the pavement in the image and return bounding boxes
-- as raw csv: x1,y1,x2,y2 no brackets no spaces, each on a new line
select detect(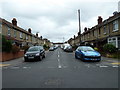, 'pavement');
1,48,120,88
